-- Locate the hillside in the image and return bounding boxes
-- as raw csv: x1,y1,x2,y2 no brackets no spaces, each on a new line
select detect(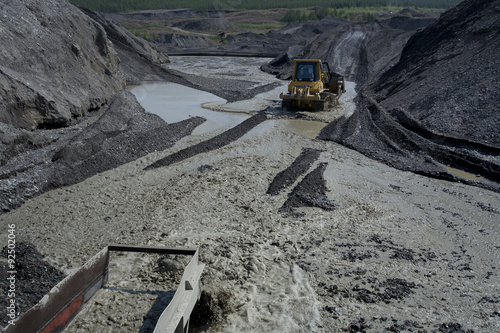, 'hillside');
319,0,500,192
0,0,202,212
0,0,124,131
68,0,462,12
261,16,434,85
